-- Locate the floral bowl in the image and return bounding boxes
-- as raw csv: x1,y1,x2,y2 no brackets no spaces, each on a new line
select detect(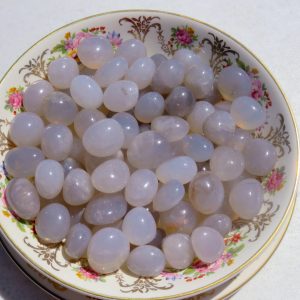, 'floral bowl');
0,9,298,300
